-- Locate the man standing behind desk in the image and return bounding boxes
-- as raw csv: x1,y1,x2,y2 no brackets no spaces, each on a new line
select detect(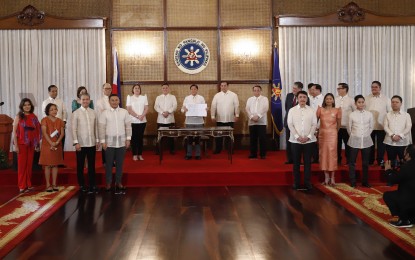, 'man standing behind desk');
211,82,240,154
42,85,67,163
154,83,177,154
